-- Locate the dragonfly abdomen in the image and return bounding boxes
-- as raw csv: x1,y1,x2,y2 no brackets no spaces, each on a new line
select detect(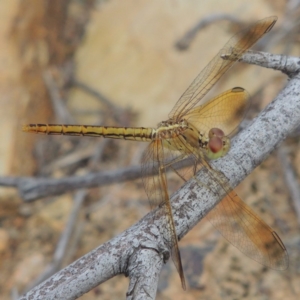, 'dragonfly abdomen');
22,124,154,142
